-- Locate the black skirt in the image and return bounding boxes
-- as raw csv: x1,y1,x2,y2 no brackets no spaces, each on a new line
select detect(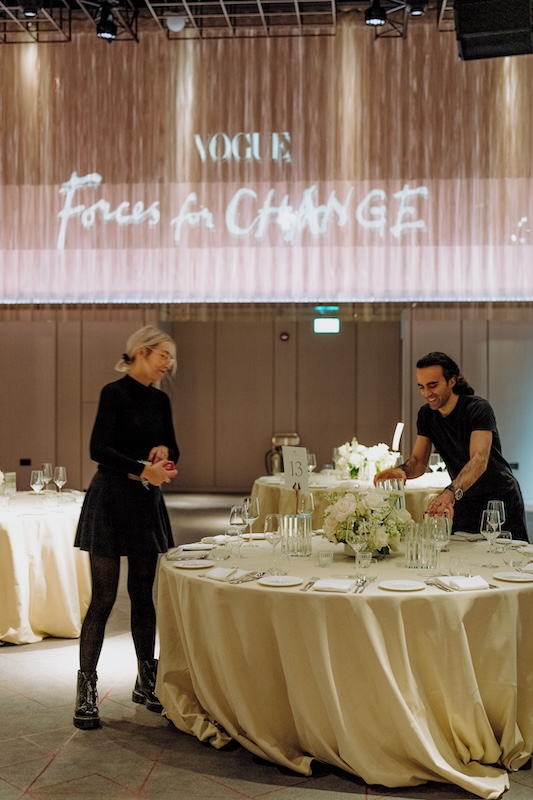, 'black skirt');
74,470,173,557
